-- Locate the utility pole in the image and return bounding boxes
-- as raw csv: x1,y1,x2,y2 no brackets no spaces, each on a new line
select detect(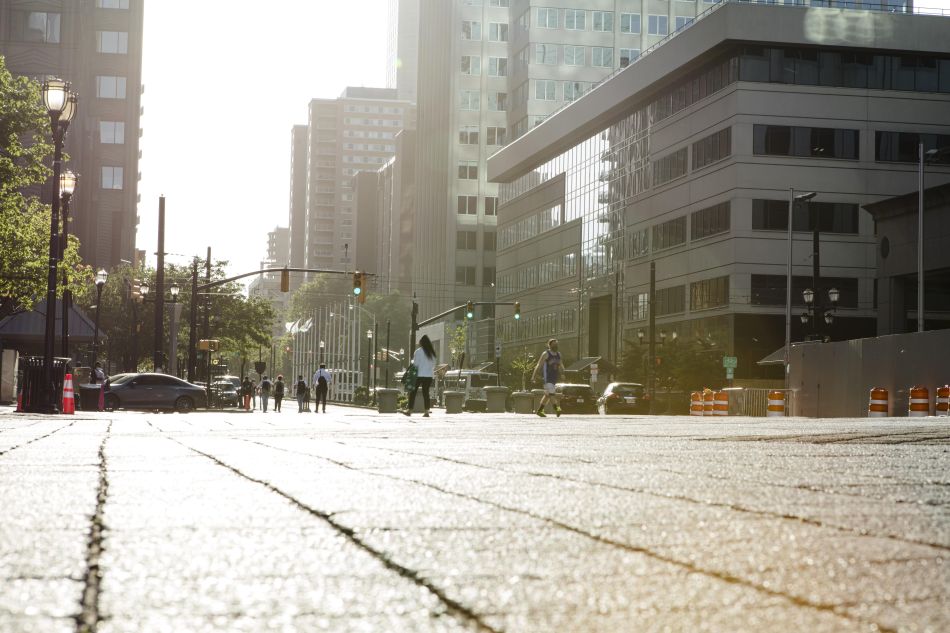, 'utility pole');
153,196,166,372
810,202,822,340
187,258,198,382
203,247,211,381
386,319,391,388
